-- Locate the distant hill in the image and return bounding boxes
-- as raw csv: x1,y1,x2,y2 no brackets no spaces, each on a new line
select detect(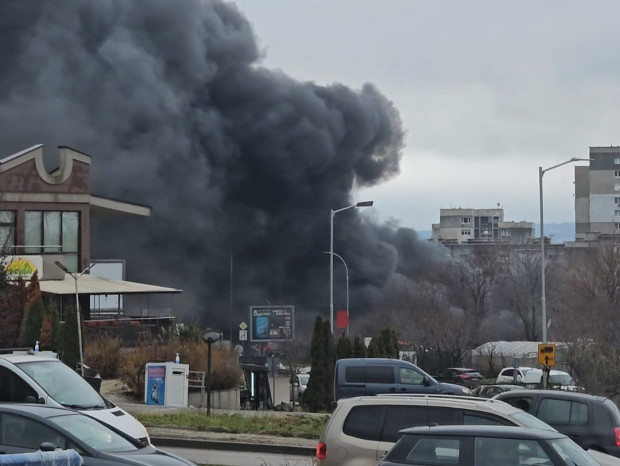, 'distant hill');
415,223,575,244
